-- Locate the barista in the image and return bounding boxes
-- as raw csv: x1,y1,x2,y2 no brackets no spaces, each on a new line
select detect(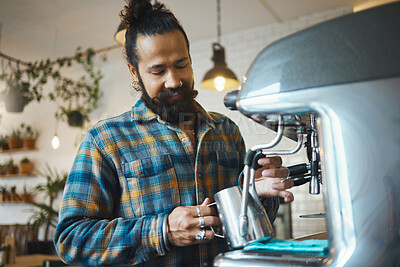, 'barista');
53,0,294,266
